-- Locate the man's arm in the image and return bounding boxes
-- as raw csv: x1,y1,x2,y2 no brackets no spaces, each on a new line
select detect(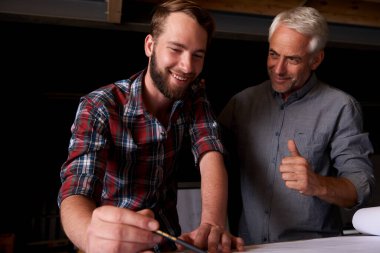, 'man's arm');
60,195,161,253
312,175,358,207
60,195,95,250
189,151,244,252
199,151,228,228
